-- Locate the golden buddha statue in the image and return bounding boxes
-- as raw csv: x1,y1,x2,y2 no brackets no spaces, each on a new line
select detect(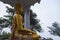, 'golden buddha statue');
9,1,39,40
